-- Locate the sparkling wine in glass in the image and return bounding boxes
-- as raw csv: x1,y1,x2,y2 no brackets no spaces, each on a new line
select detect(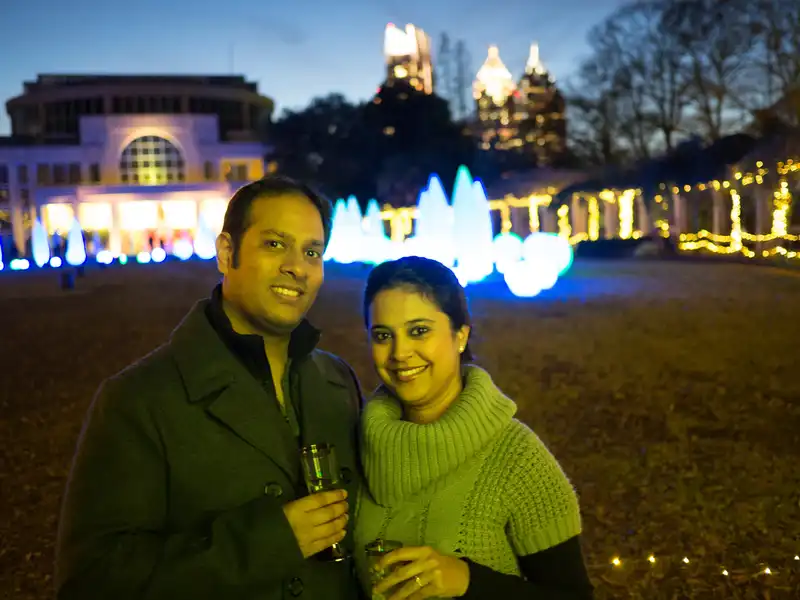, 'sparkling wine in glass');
299,443,348,562
365,539,404,600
